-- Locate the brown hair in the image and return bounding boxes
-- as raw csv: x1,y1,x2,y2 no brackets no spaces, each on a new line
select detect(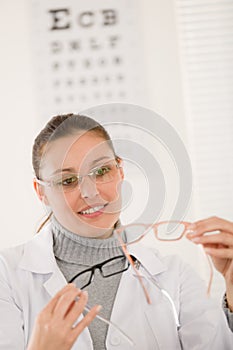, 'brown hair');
32,113,115,179
32,113,117,232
